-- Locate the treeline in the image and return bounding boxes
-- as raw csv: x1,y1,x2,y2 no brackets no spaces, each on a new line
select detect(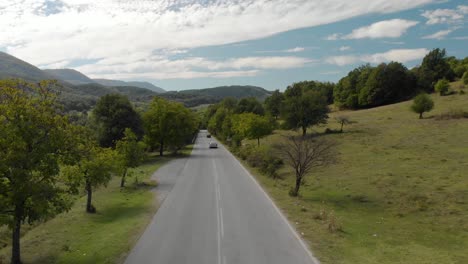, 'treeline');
0,79,198,264
335,48,468,109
